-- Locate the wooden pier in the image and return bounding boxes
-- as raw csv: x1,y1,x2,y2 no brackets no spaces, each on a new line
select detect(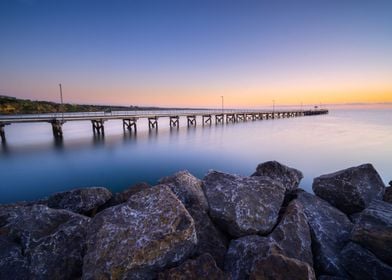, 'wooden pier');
0,109,328,142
